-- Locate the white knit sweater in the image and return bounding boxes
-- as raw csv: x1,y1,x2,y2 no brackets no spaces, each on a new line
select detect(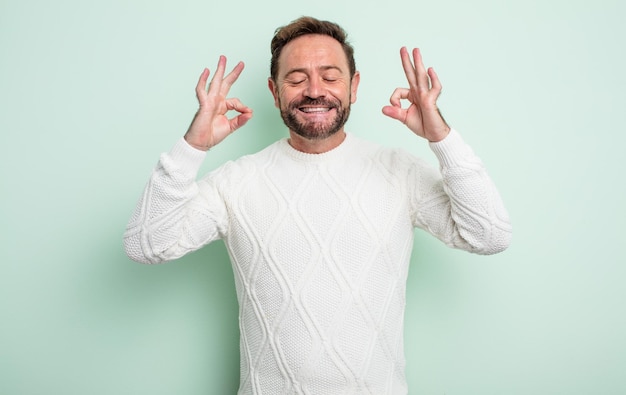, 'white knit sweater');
124,130,511,394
